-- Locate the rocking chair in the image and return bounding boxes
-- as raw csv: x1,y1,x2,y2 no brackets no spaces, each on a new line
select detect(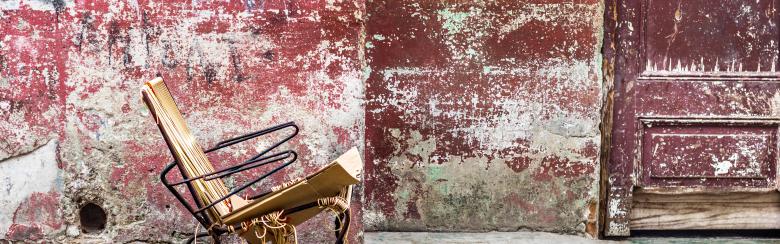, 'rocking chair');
140,77,361,243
